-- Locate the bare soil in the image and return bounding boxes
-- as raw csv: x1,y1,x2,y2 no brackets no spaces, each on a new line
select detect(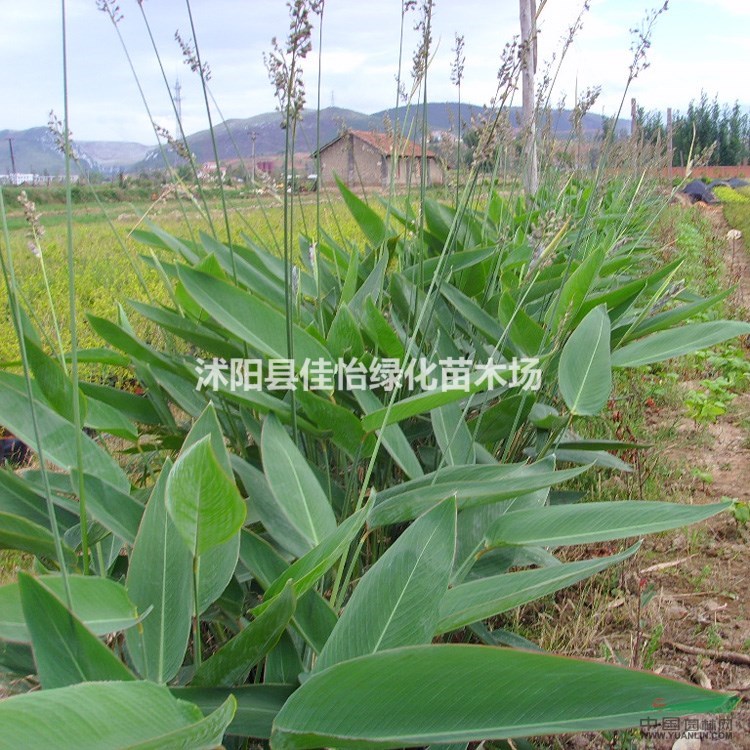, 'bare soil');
551,205,750,750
